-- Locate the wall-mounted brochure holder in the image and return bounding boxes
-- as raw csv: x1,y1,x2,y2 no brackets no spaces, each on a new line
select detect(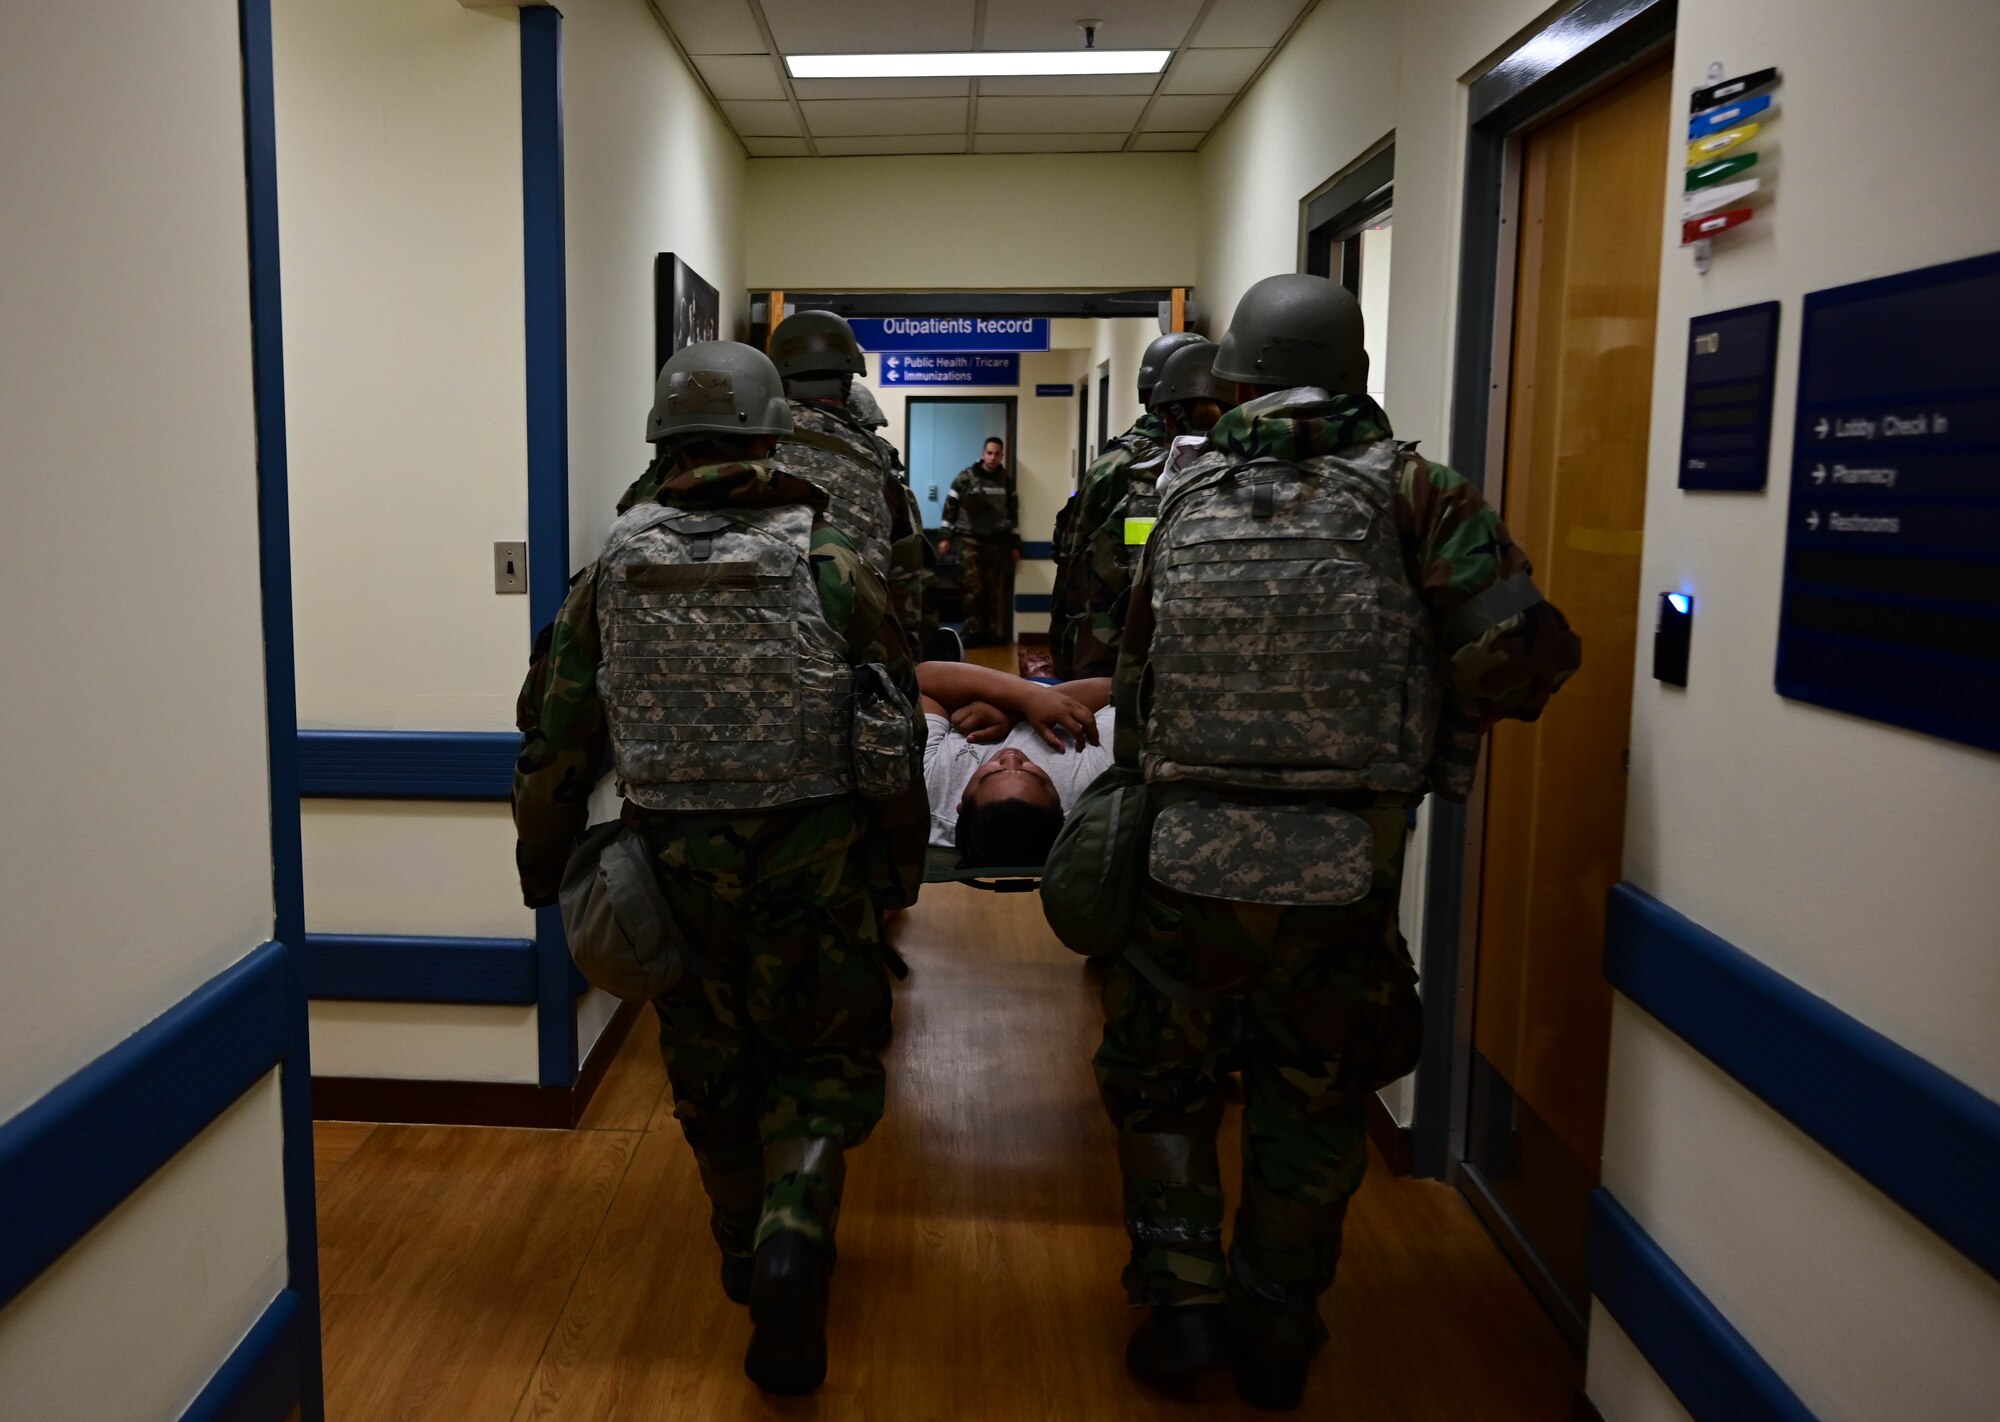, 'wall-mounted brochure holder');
1683,63,1780,272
